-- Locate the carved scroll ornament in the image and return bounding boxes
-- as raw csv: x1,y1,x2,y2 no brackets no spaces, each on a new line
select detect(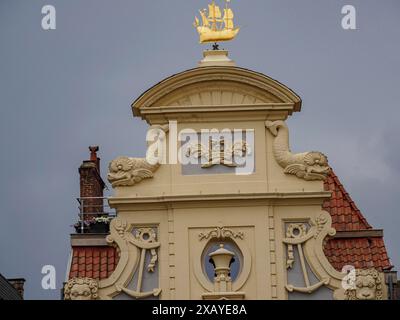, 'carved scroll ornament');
283,213,336,294
199,226,244,241
97,218,162,300
265,121,330,181
114,226,161,299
